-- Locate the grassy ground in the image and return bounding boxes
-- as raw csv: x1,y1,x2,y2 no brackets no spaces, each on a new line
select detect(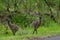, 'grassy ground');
0,22,60,40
